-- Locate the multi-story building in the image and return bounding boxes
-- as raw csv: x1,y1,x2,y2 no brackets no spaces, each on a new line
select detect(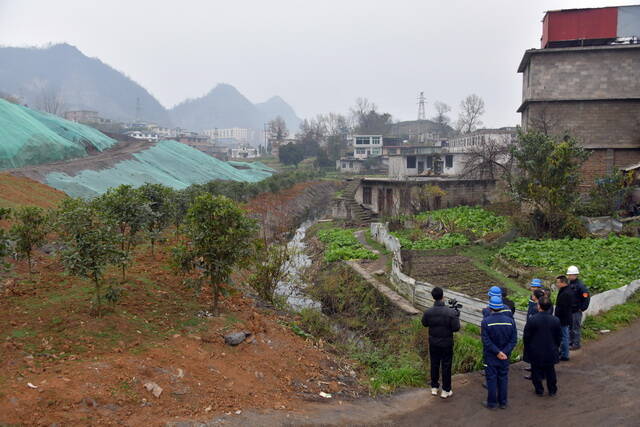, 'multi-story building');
385,128,516,179
204,127,254,145
351,135,383,159
518,5,640,188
